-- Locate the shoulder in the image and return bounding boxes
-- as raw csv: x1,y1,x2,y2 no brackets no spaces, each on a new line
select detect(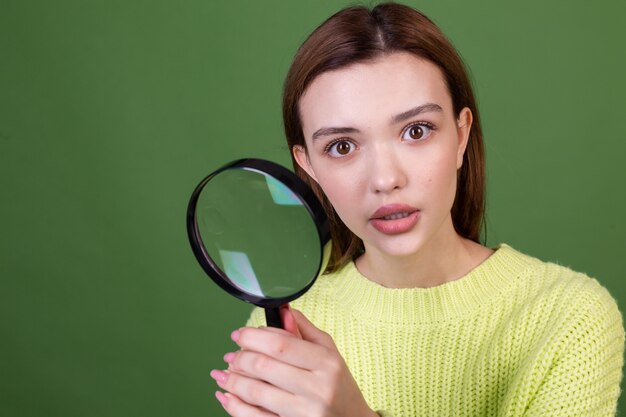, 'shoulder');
503,245,623,343
517,246,618,310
